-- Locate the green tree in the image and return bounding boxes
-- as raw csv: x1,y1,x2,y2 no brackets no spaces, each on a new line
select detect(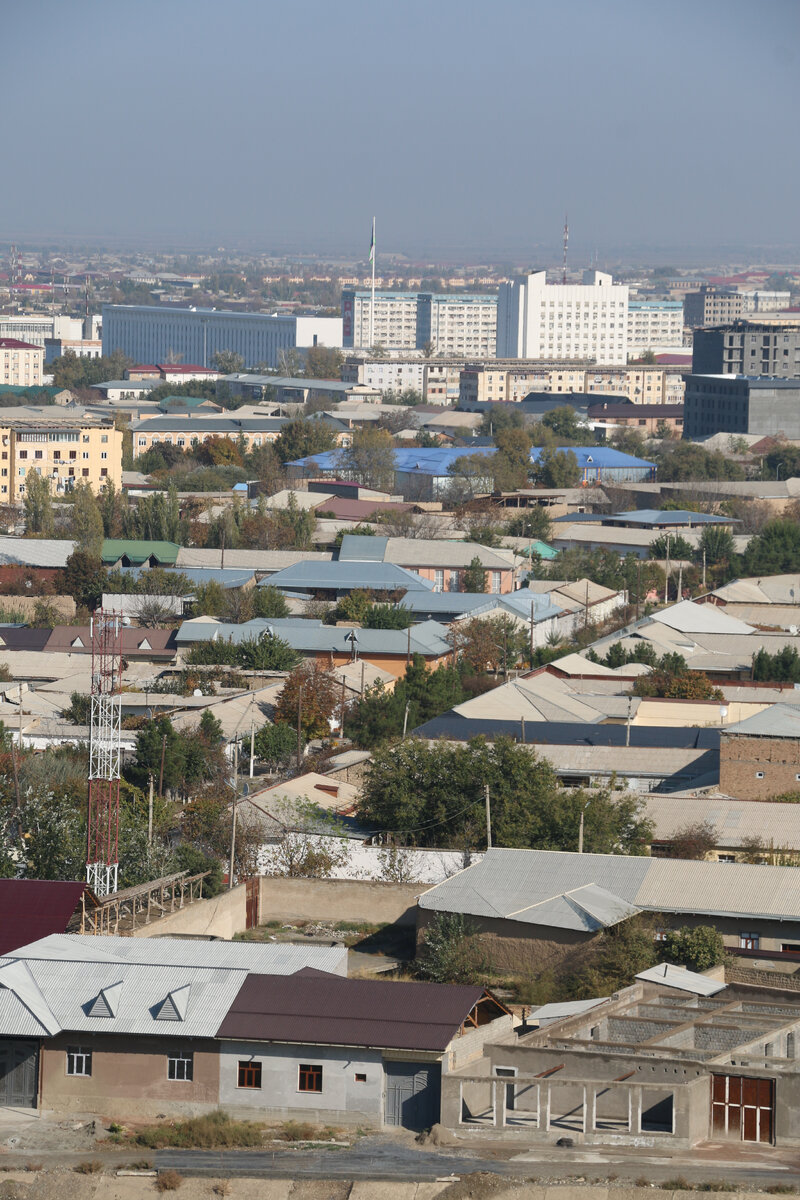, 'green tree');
536,448,581,488
273,418,336,465
570,915,659,999
63,551,107,609
346,655,469,748
741,520,800,575
656,442,746,482
649,533,694,560
253,722,299,770
541,406,590,442
417,913,489,985
23,471,54,536
663,925,726,973
506,508,552,543
274,662,339,739
697,525,736,568
252,586,290,619
364,603,414,630
462,555,488,593
71,482,104,556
